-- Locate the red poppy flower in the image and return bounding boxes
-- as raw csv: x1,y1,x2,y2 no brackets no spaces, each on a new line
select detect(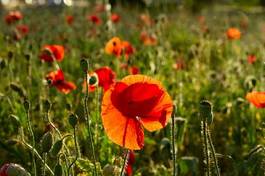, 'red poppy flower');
85,67,116,92
247,54,256,64
226,28,241,40
88,15,101,25
46,69,76,94
40,45,65,62
128,66,140,75
105,37,123,57
111,13,120,23
246,91,265,108
101,75,173,150
0,163,28,176
66,15,74,25
0,164,9,176
140,31,157,46
16,25,29,35
5,11,23,25
122,41,135,59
